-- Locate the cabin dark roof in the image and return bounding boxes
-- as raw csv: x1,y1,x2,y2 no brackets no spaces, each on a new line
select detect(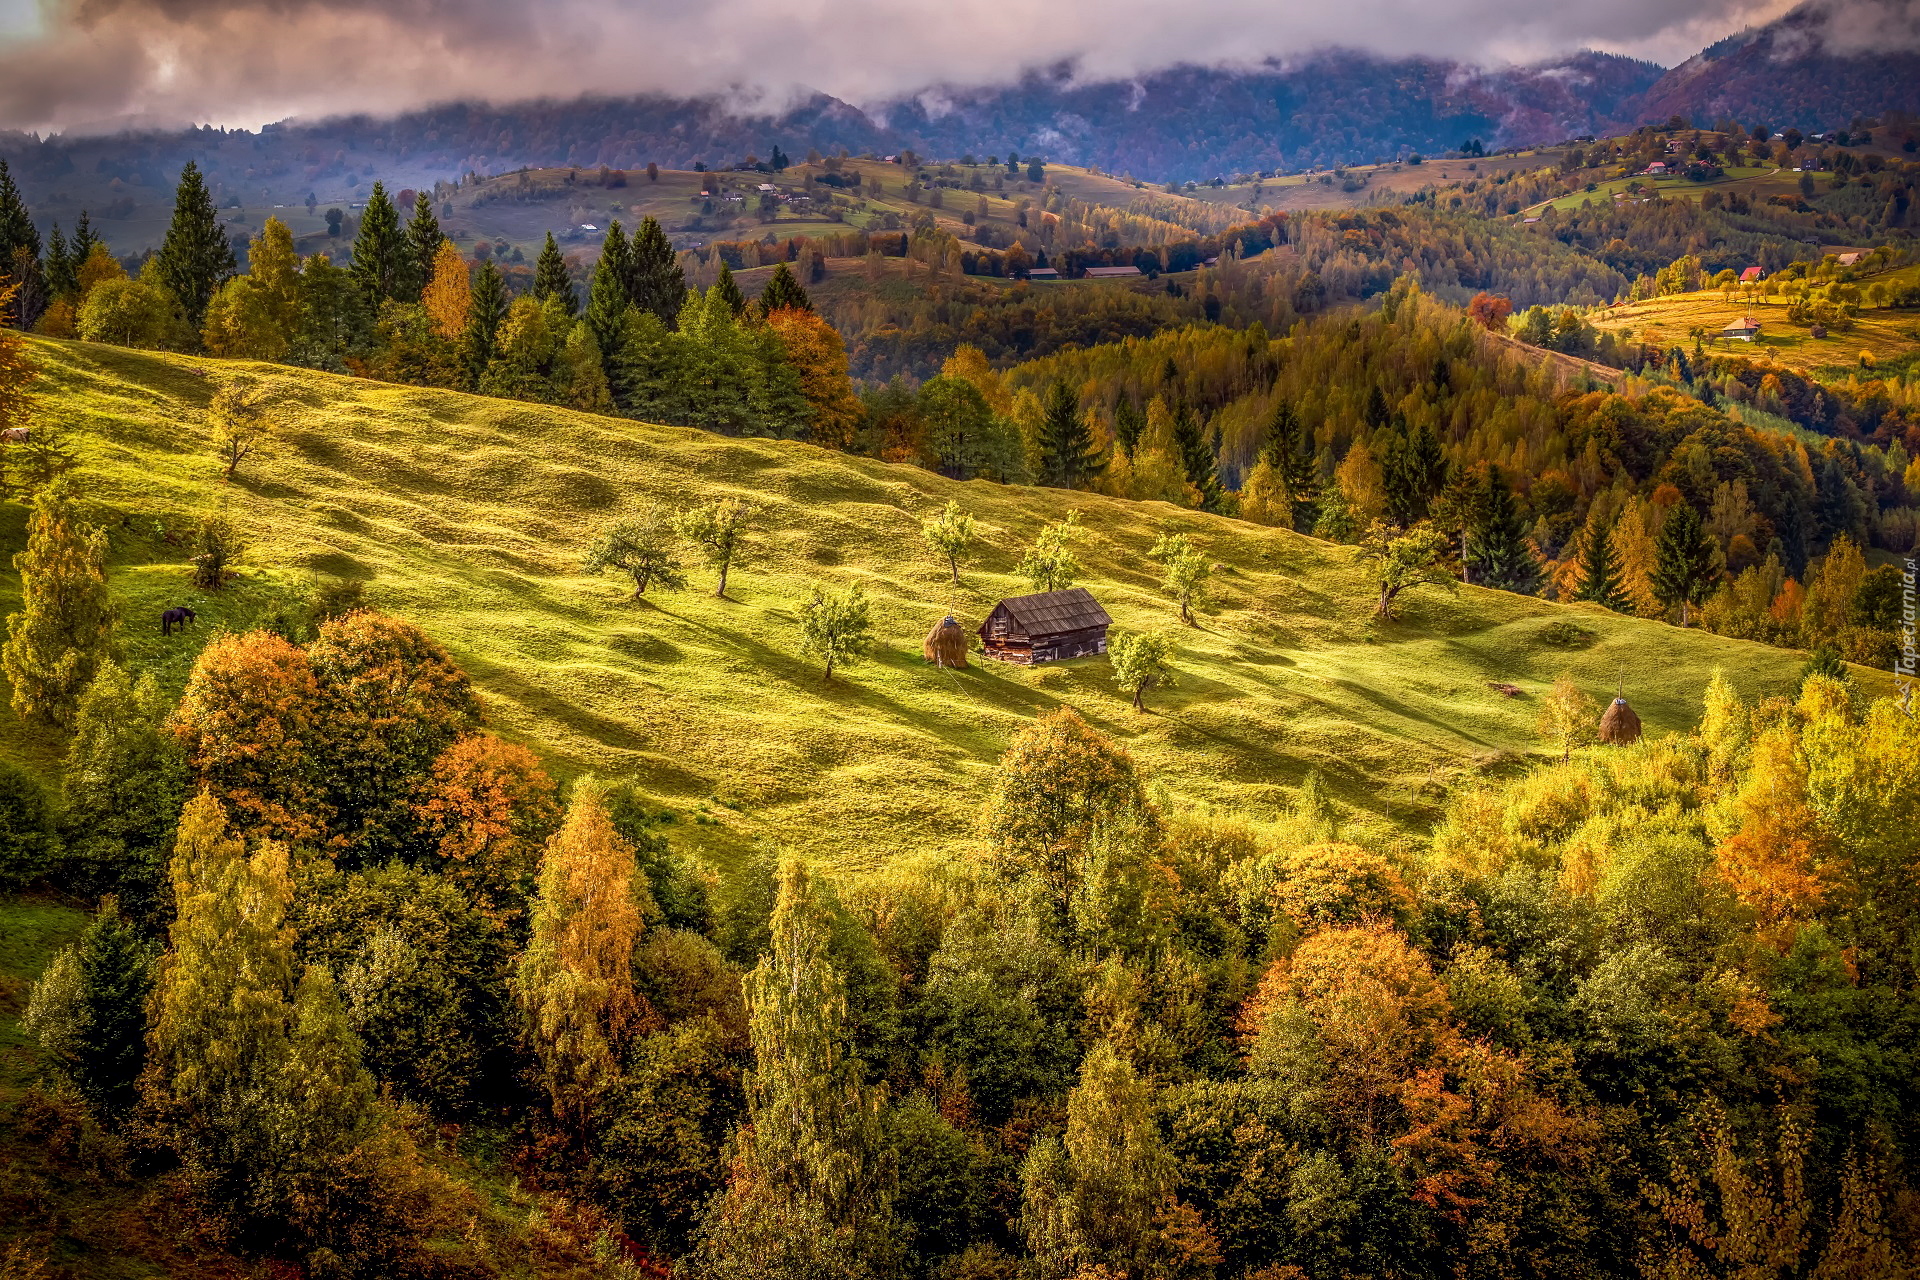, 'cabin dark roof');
987,587,1111,635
